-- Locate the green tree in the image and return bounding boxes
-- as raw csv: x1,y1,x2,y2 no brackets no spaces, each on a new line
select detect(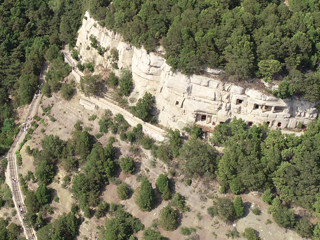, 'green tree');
119,69,133,96
168,129,181,157
35,160,55,185
136,178,155,211
269,197,295,228
295,218,313,238
273,80,295,99
1,118,14,133
155,174,171,200
80,75,100,96
117,183,130,200
179,138,217,179
108,72,118,86
35,184,51,207
258,59,282,82
120,157,136,174
104,207,144,240
156,145,172,164
262,189,273,205
159,205,178,231
210,198,235,223
233,196,244,219
131,92,154,122
61,82,75,100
